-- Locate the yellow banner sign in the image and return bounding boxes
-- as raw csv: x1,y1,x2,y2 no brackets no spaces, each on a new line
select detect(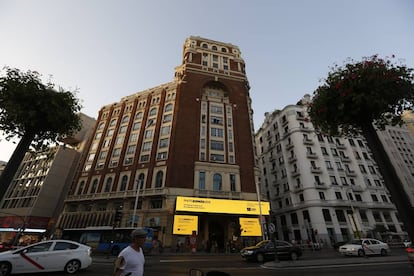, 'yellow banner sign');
173,215,198,235
176,196,270,215
240,217,262,236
